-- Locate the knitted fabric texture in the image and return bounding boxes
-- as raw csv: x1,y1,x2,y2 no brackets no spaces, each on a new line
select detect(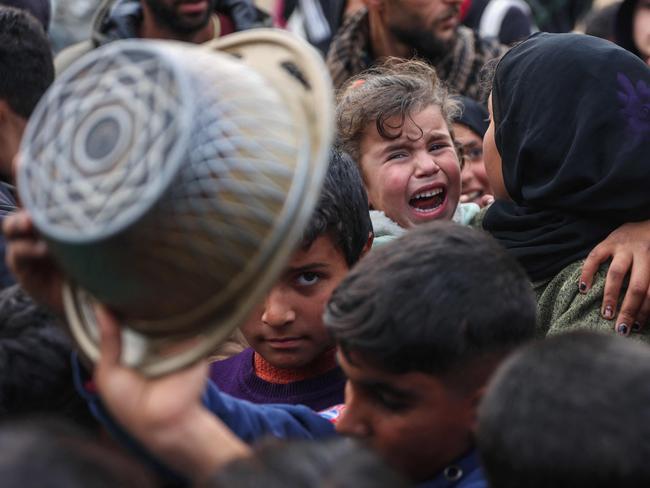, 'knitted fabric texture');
254,348,338,384
209,348,345,411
